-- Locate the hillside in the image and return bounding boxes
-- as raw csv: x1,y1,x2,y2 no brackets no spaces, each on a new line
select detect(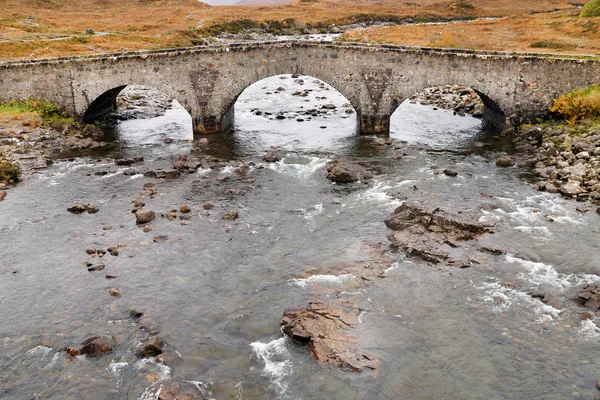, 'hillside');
236,0,294,5
0,0,589,60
